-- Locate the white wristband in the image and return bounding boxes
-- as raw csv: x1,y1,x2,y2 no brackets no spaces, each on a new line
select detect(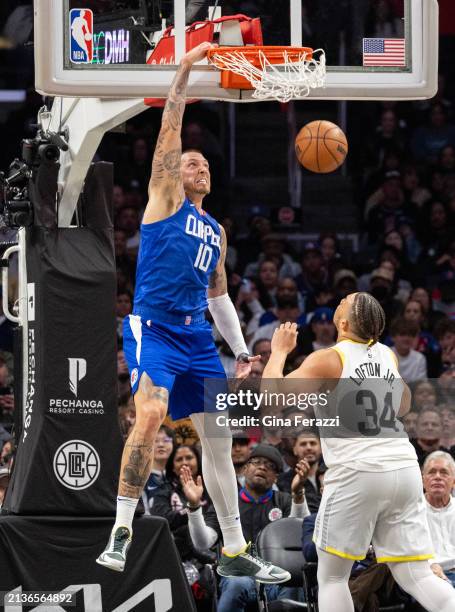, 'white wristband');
208,293,248,359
